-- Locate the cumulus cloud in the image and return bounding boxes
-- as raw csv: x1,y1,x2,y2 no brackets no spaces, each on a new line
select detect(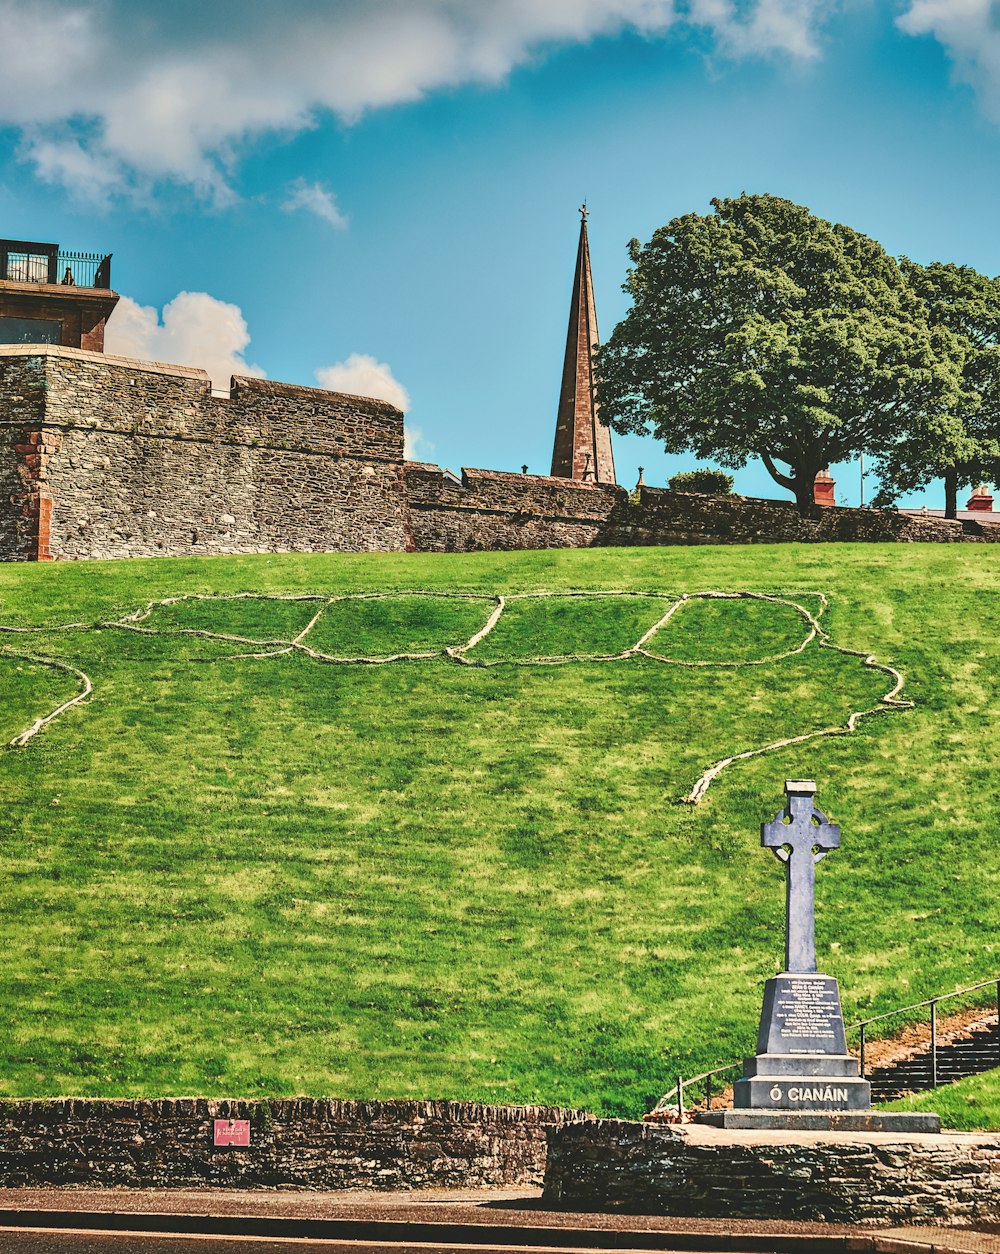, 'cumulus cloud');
898,0,1000,123
689,0,826,59
0,0,829,199
403,425,434,461
315,352,410,411
282,179,348,229
104,292,266,391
